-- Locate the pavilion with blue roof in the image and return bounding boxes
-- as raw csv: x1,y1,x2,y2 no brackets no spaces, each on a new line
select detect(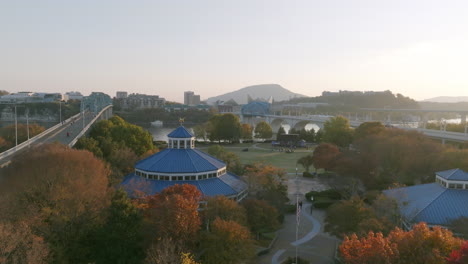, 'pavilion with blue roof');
384,168,468,229
122,126,248,201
